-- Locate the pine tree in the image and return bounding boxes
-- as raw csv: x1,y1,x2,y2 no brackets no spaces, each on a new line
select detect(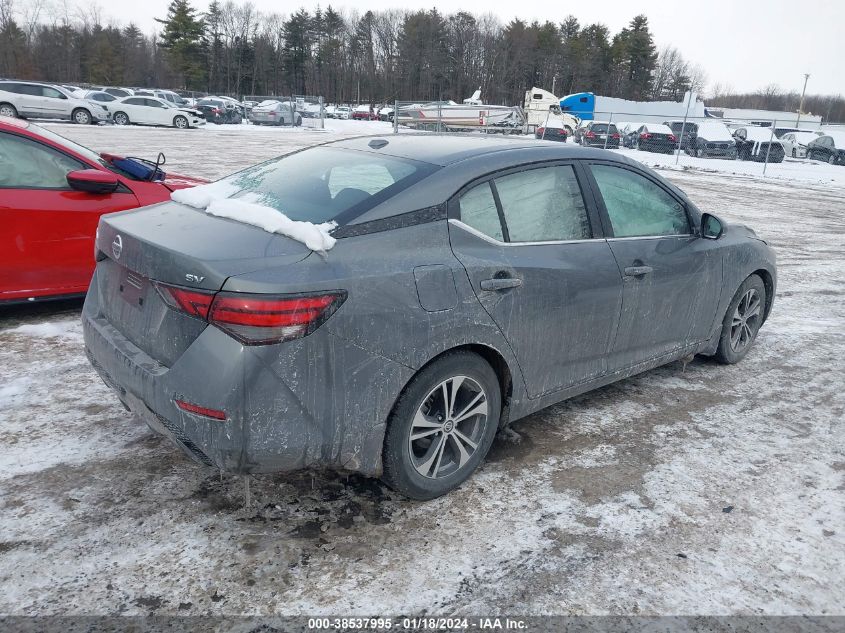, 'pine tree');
154,0,205,89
